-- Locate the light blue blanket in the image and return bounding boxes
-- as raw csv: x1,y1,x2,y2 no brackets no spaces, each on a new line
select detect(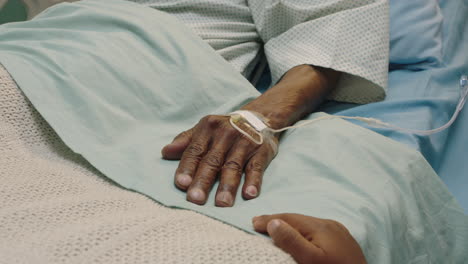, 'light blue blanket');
0,0,467,263
316,0,468,212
